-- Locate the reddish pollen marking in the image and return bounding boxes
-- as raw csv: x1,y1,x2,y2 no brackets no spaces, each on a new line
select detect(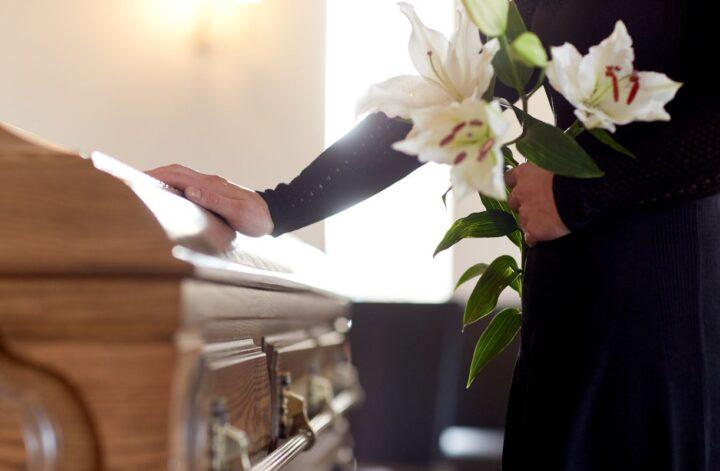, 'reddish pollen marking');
605,65,620,102
627,73,640,105
454,152,467,165
469,120,484,127
440,122,467,147
477,138,495,161
451,122,468,133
